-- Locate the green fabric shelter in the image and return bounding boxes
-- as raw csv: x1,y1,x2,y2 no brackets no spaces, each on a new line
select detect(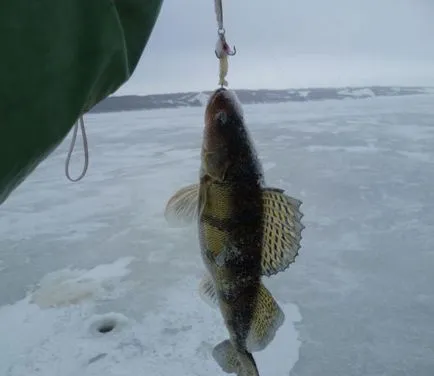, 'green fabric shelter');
0,0,163,205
